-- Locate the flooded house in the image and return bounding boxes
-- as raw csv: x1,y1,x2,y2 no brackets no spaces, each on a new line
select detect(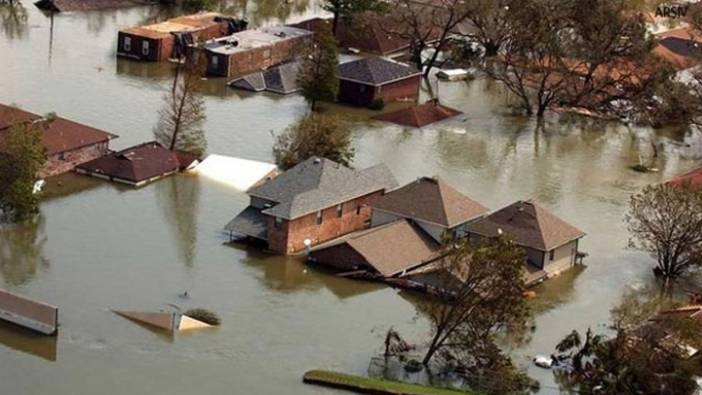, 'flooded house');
372,101,463,128
370,176,489,242
203,26,312,79
225,156,397,255
229,61,301,94
0,104,117,178
466,200,586,282
337,57,422,107
653,27,702,72
117,13,246,62
75,141,195,187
